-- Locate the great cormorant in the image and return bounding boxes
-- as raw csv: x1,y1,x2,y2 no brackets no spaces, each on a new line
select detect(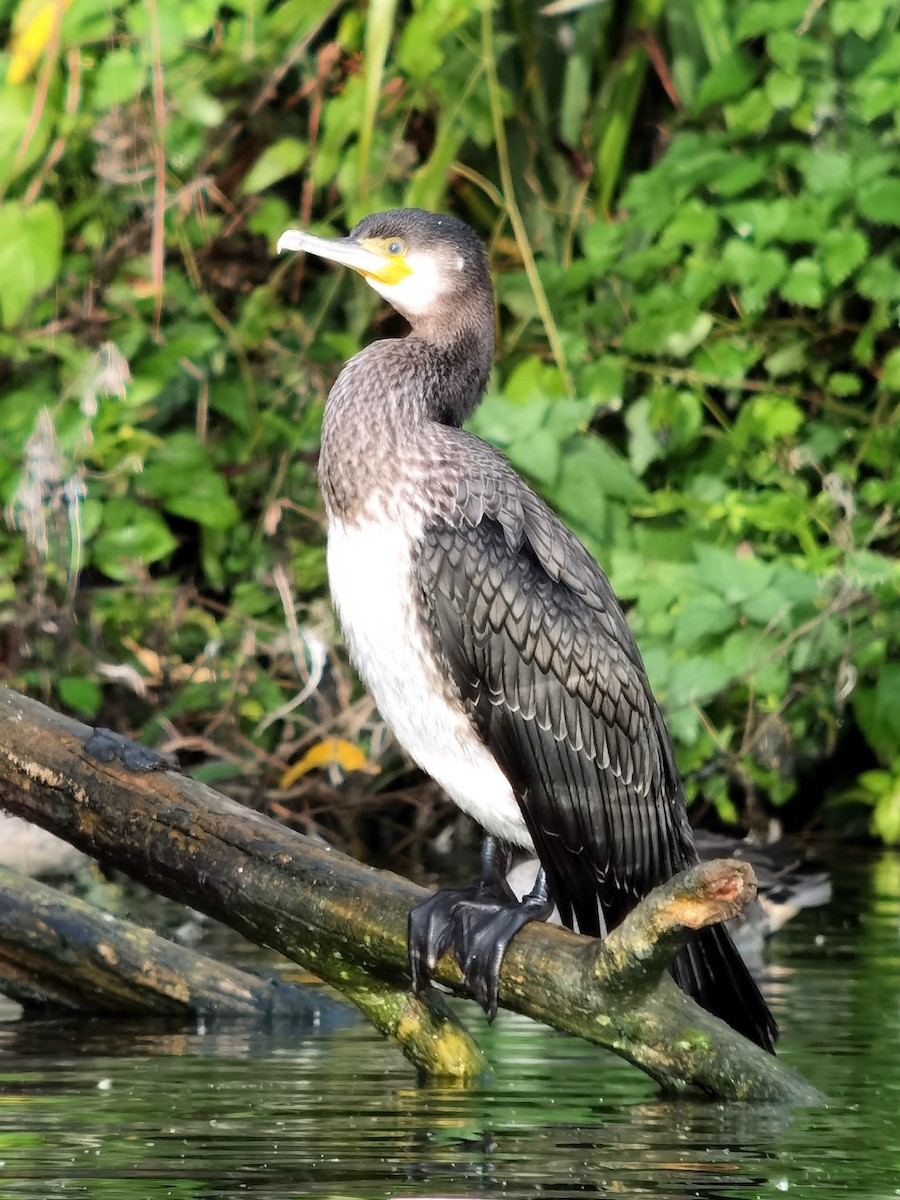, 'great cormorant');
278,208,777,1052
